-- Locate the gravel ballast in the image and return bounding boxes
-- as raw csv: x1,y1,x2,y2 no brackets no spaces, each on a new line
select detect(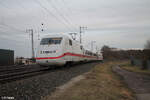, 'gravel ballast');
0,62,99,100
